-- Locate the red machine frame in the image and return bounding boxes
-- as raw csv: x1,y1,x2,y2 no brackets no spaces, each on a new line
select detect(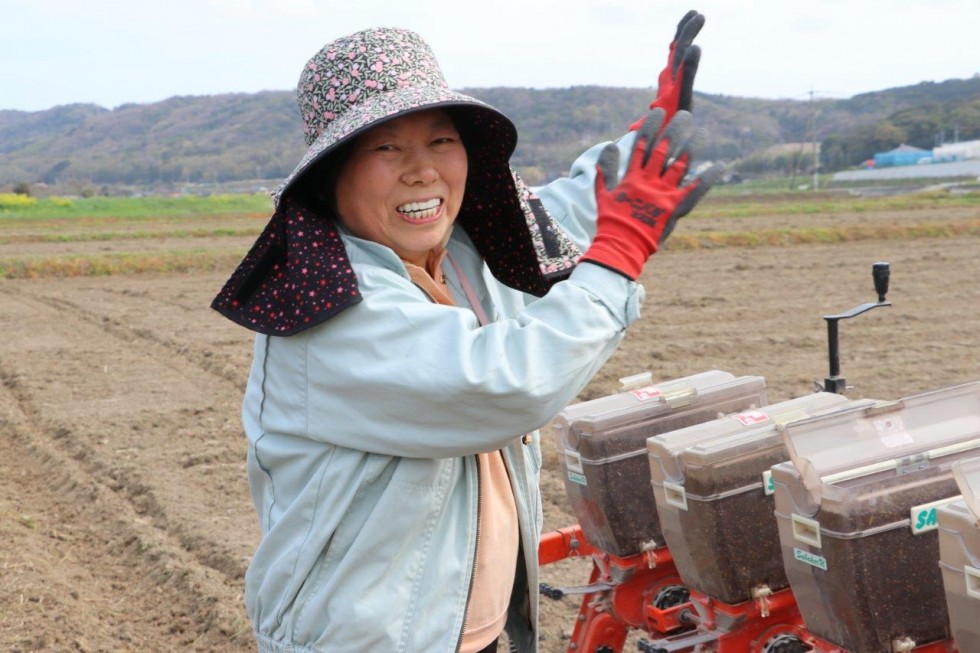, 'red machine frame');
539,524,960,653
